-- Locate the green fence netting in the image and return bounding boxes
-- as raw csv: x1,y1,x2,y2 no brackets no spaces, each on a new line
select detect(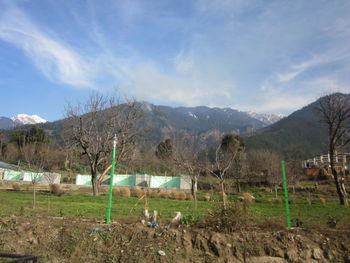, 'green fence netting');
113,174,136,186
76,174,92,185
150,175,180,189
3,171,22,181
